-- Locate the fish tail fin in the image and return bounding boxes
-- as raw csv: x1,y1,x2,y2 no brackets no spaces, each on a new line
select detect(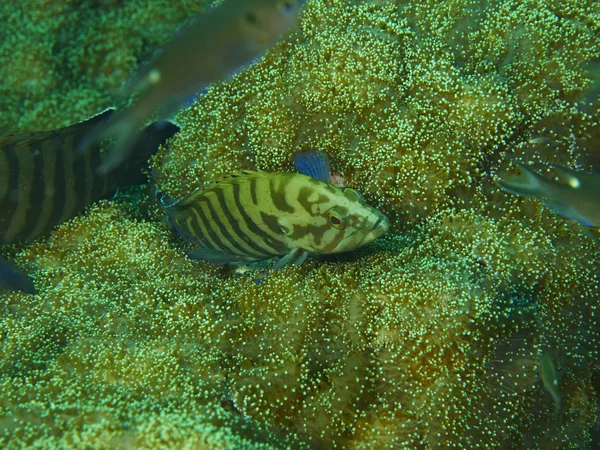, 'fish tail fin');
496,163,550,198
98,112,148,175
0,256,36,294
104,120,180,190
78,108,148,175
